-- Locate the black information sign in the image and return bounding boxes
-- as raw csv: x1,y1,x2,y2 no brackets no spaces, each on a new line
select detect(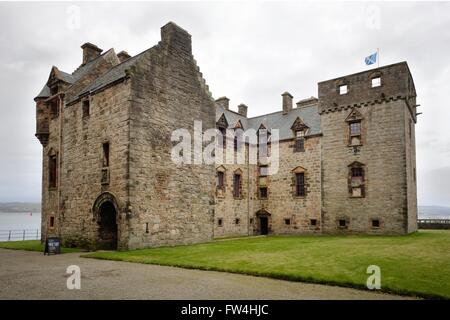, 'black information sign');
44,237,61,255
